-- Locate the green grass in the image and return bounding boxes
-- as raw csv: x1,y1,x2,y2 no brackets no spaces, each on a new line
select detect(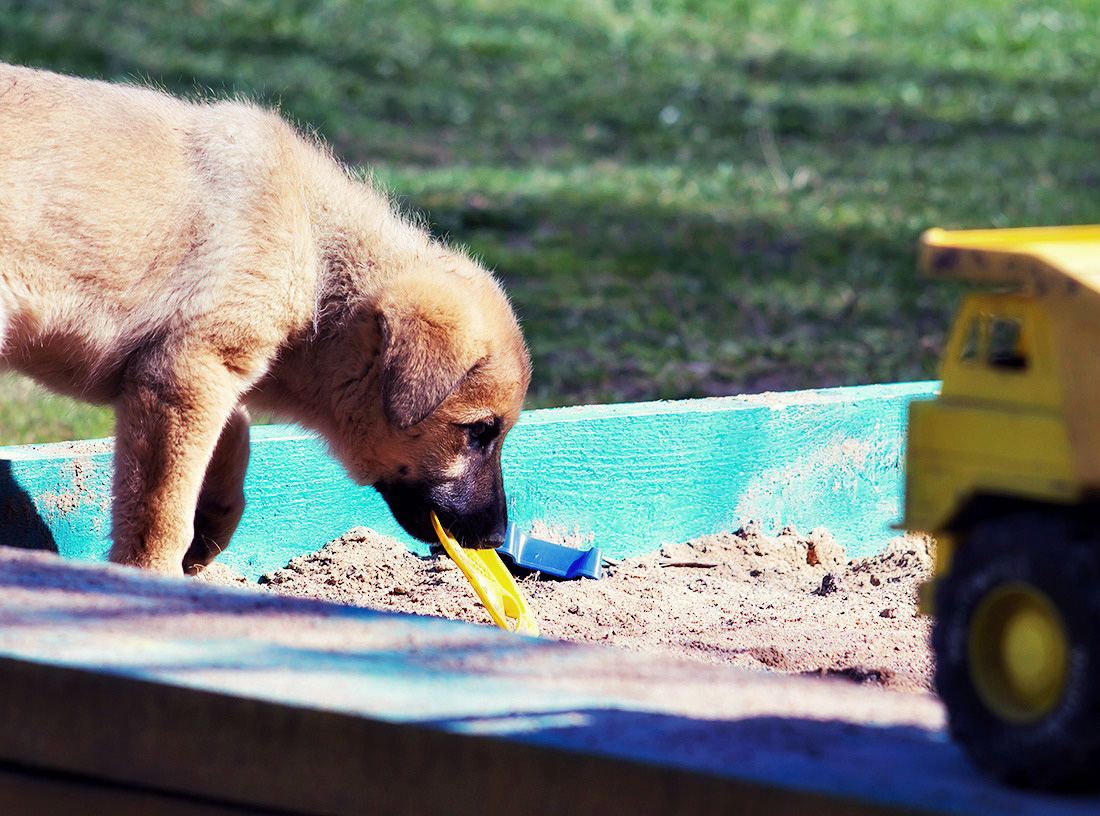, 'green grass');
0,373,114,447
1,0,1097,440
